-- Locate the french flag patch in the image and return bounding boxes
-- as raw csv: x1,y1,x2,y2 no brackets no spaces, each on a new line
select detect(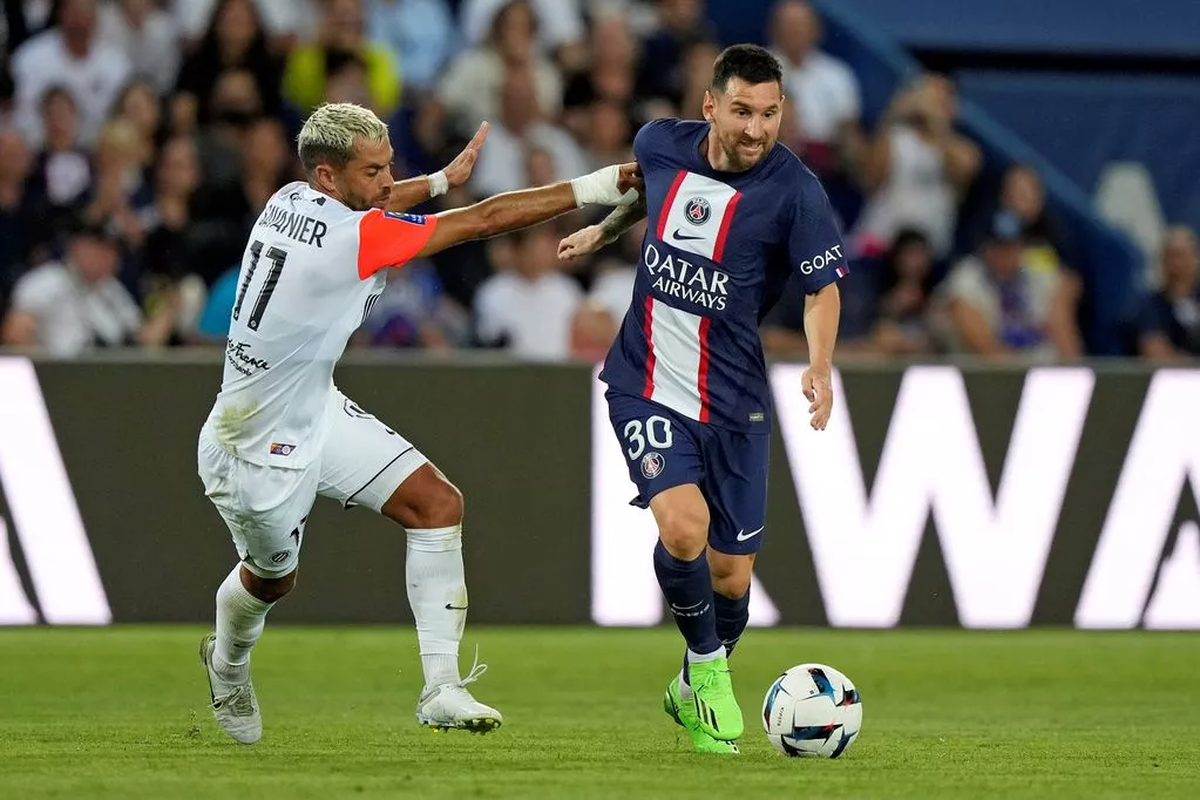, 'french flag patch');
383,211,426,225
834,265,849,279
